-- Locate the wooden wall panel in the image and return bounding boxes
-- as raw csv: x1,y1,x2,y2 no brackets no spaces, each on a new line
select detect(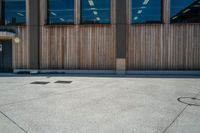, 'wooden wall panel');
40,25,116,70
79,25,116,70
40,26,79,70
39,0,116,70
10,0,199,71
13,26,29,69
127,24,200,70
